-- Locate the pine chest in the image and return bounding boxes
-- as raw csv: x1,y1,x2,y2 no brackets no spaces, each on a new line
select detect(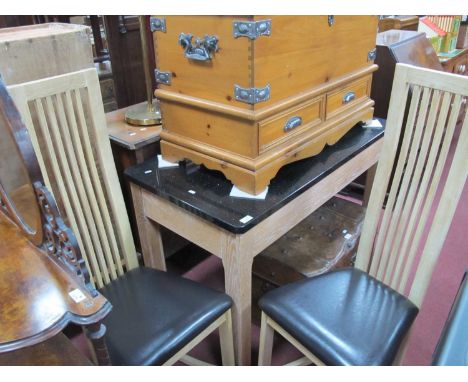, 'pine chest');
153,16,378,194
